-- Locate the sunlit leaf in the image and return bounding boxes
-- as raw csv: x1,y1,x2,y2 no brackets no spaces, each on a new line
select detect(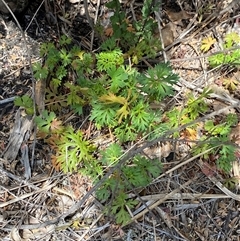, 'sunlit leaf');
201,36,216,52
